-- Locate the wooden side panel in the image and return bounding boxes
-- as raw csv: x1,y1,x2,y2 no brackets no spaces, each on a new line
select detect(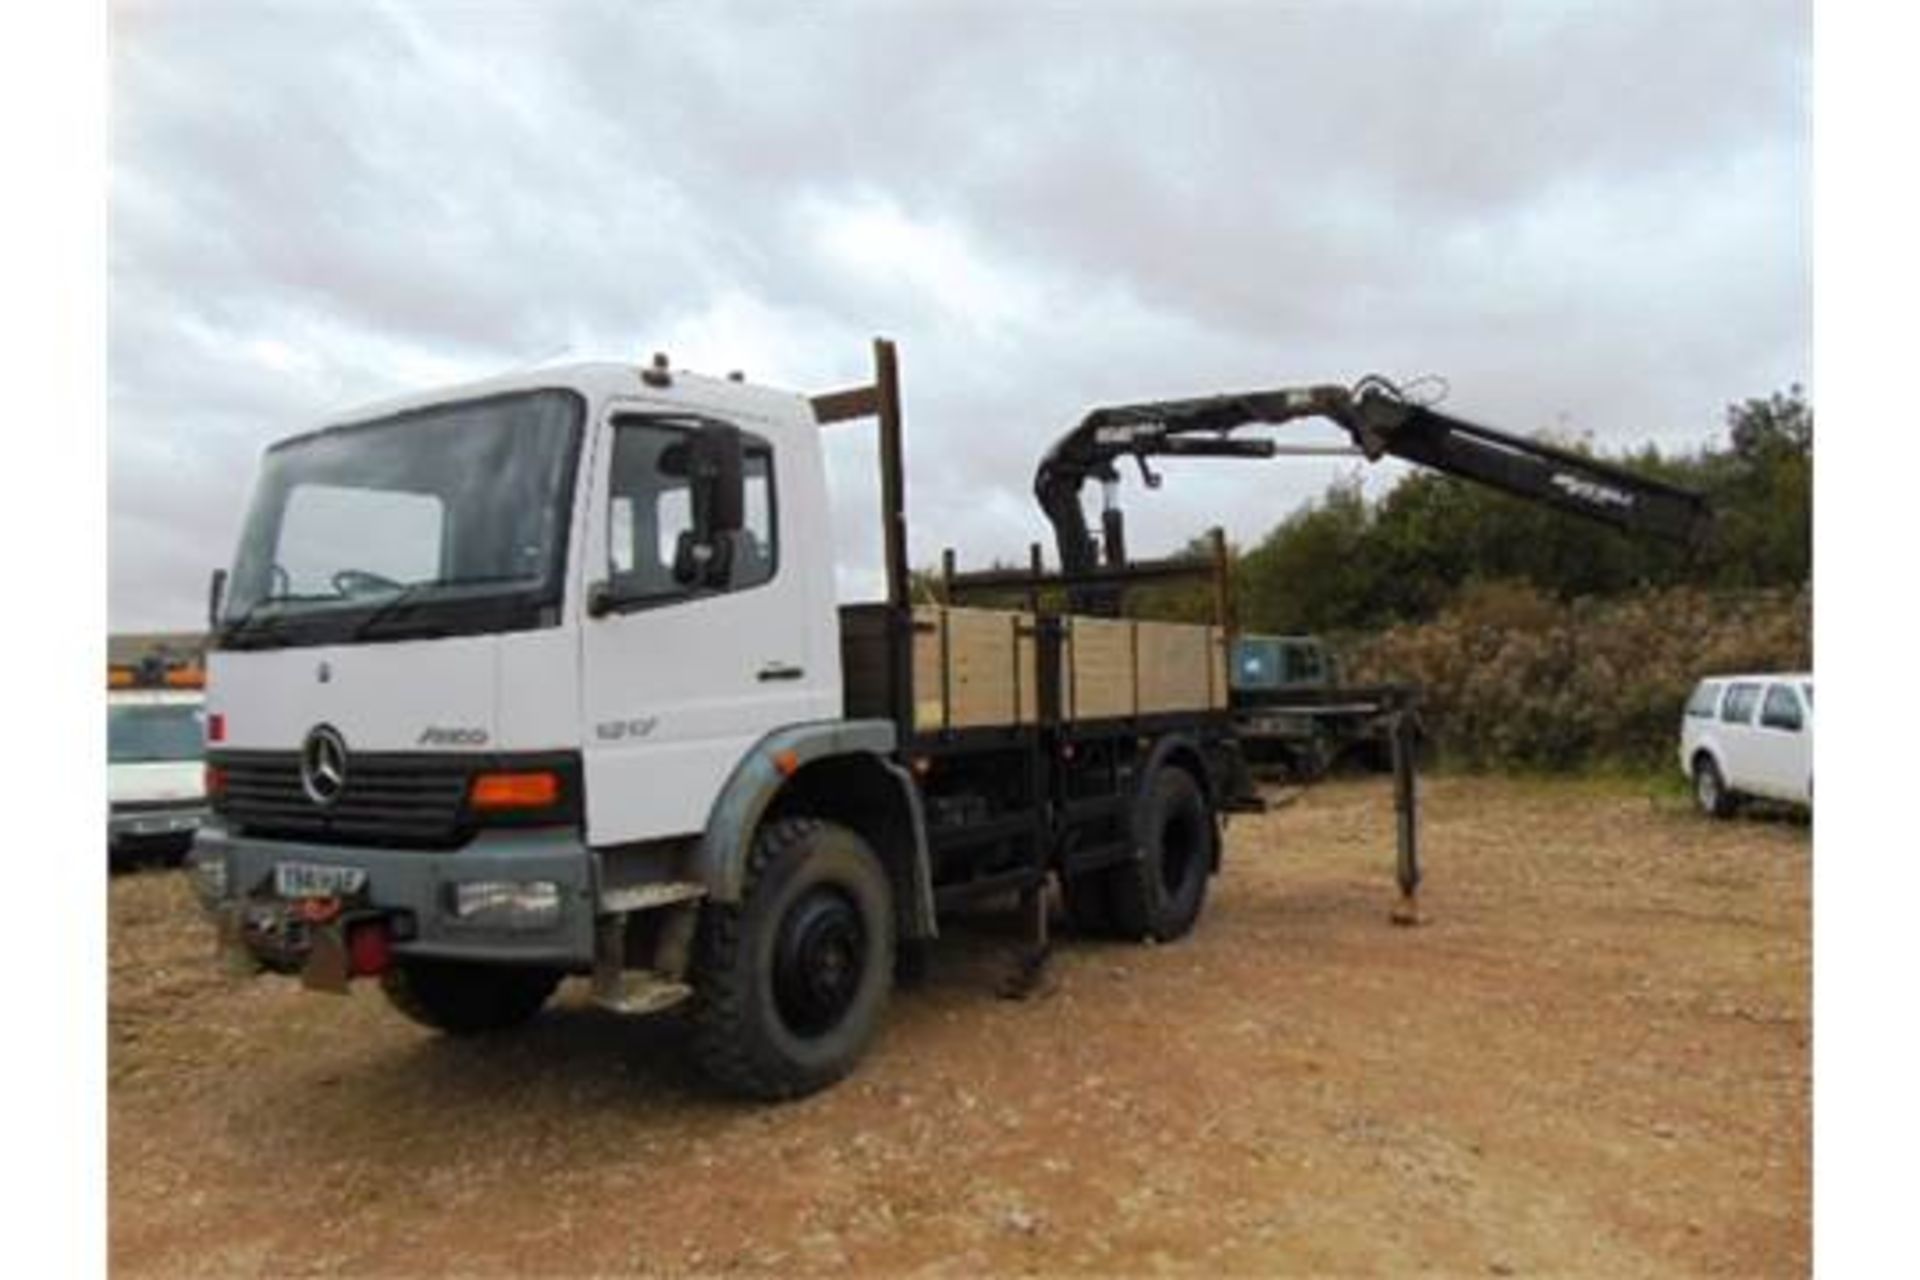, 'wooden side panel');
1060,617,1226,721
910,606,1038,731
945,608,1020,728
1067,617,1137,720
910,605,945,731
1137,621,1218,714
898,607,1221,730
